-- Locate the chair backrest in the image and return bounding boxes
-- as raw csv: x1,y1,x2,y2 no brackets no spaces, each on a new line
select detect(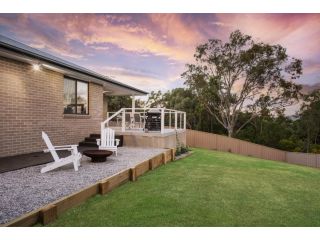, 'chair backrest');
42,131,60,162
101,128,116,147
